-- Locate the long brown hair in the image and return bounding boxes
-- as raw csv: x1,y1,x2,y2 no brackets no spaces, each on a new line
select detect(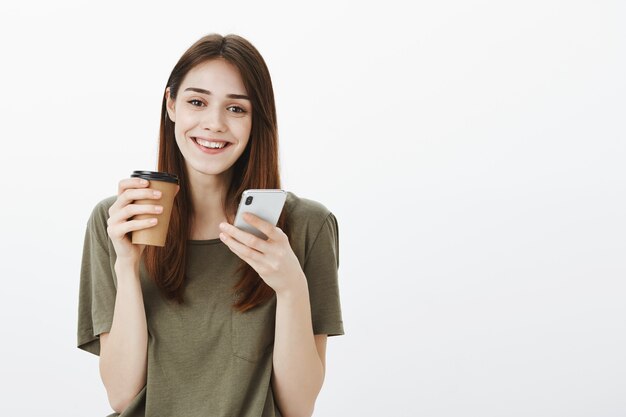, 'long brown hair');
143,33,288,313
